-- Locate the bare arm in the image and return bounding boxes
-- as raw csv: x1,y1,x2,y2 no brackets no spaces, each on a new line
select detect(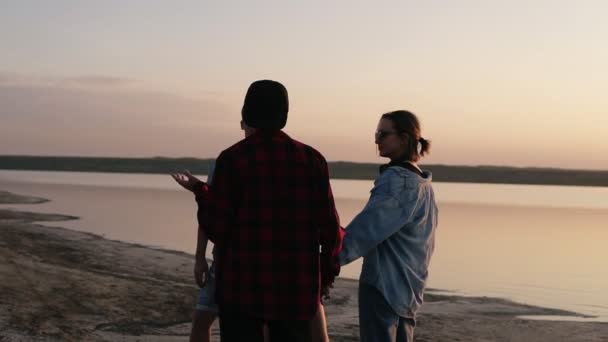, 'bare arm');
195,226,209,262
193,227,210,288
